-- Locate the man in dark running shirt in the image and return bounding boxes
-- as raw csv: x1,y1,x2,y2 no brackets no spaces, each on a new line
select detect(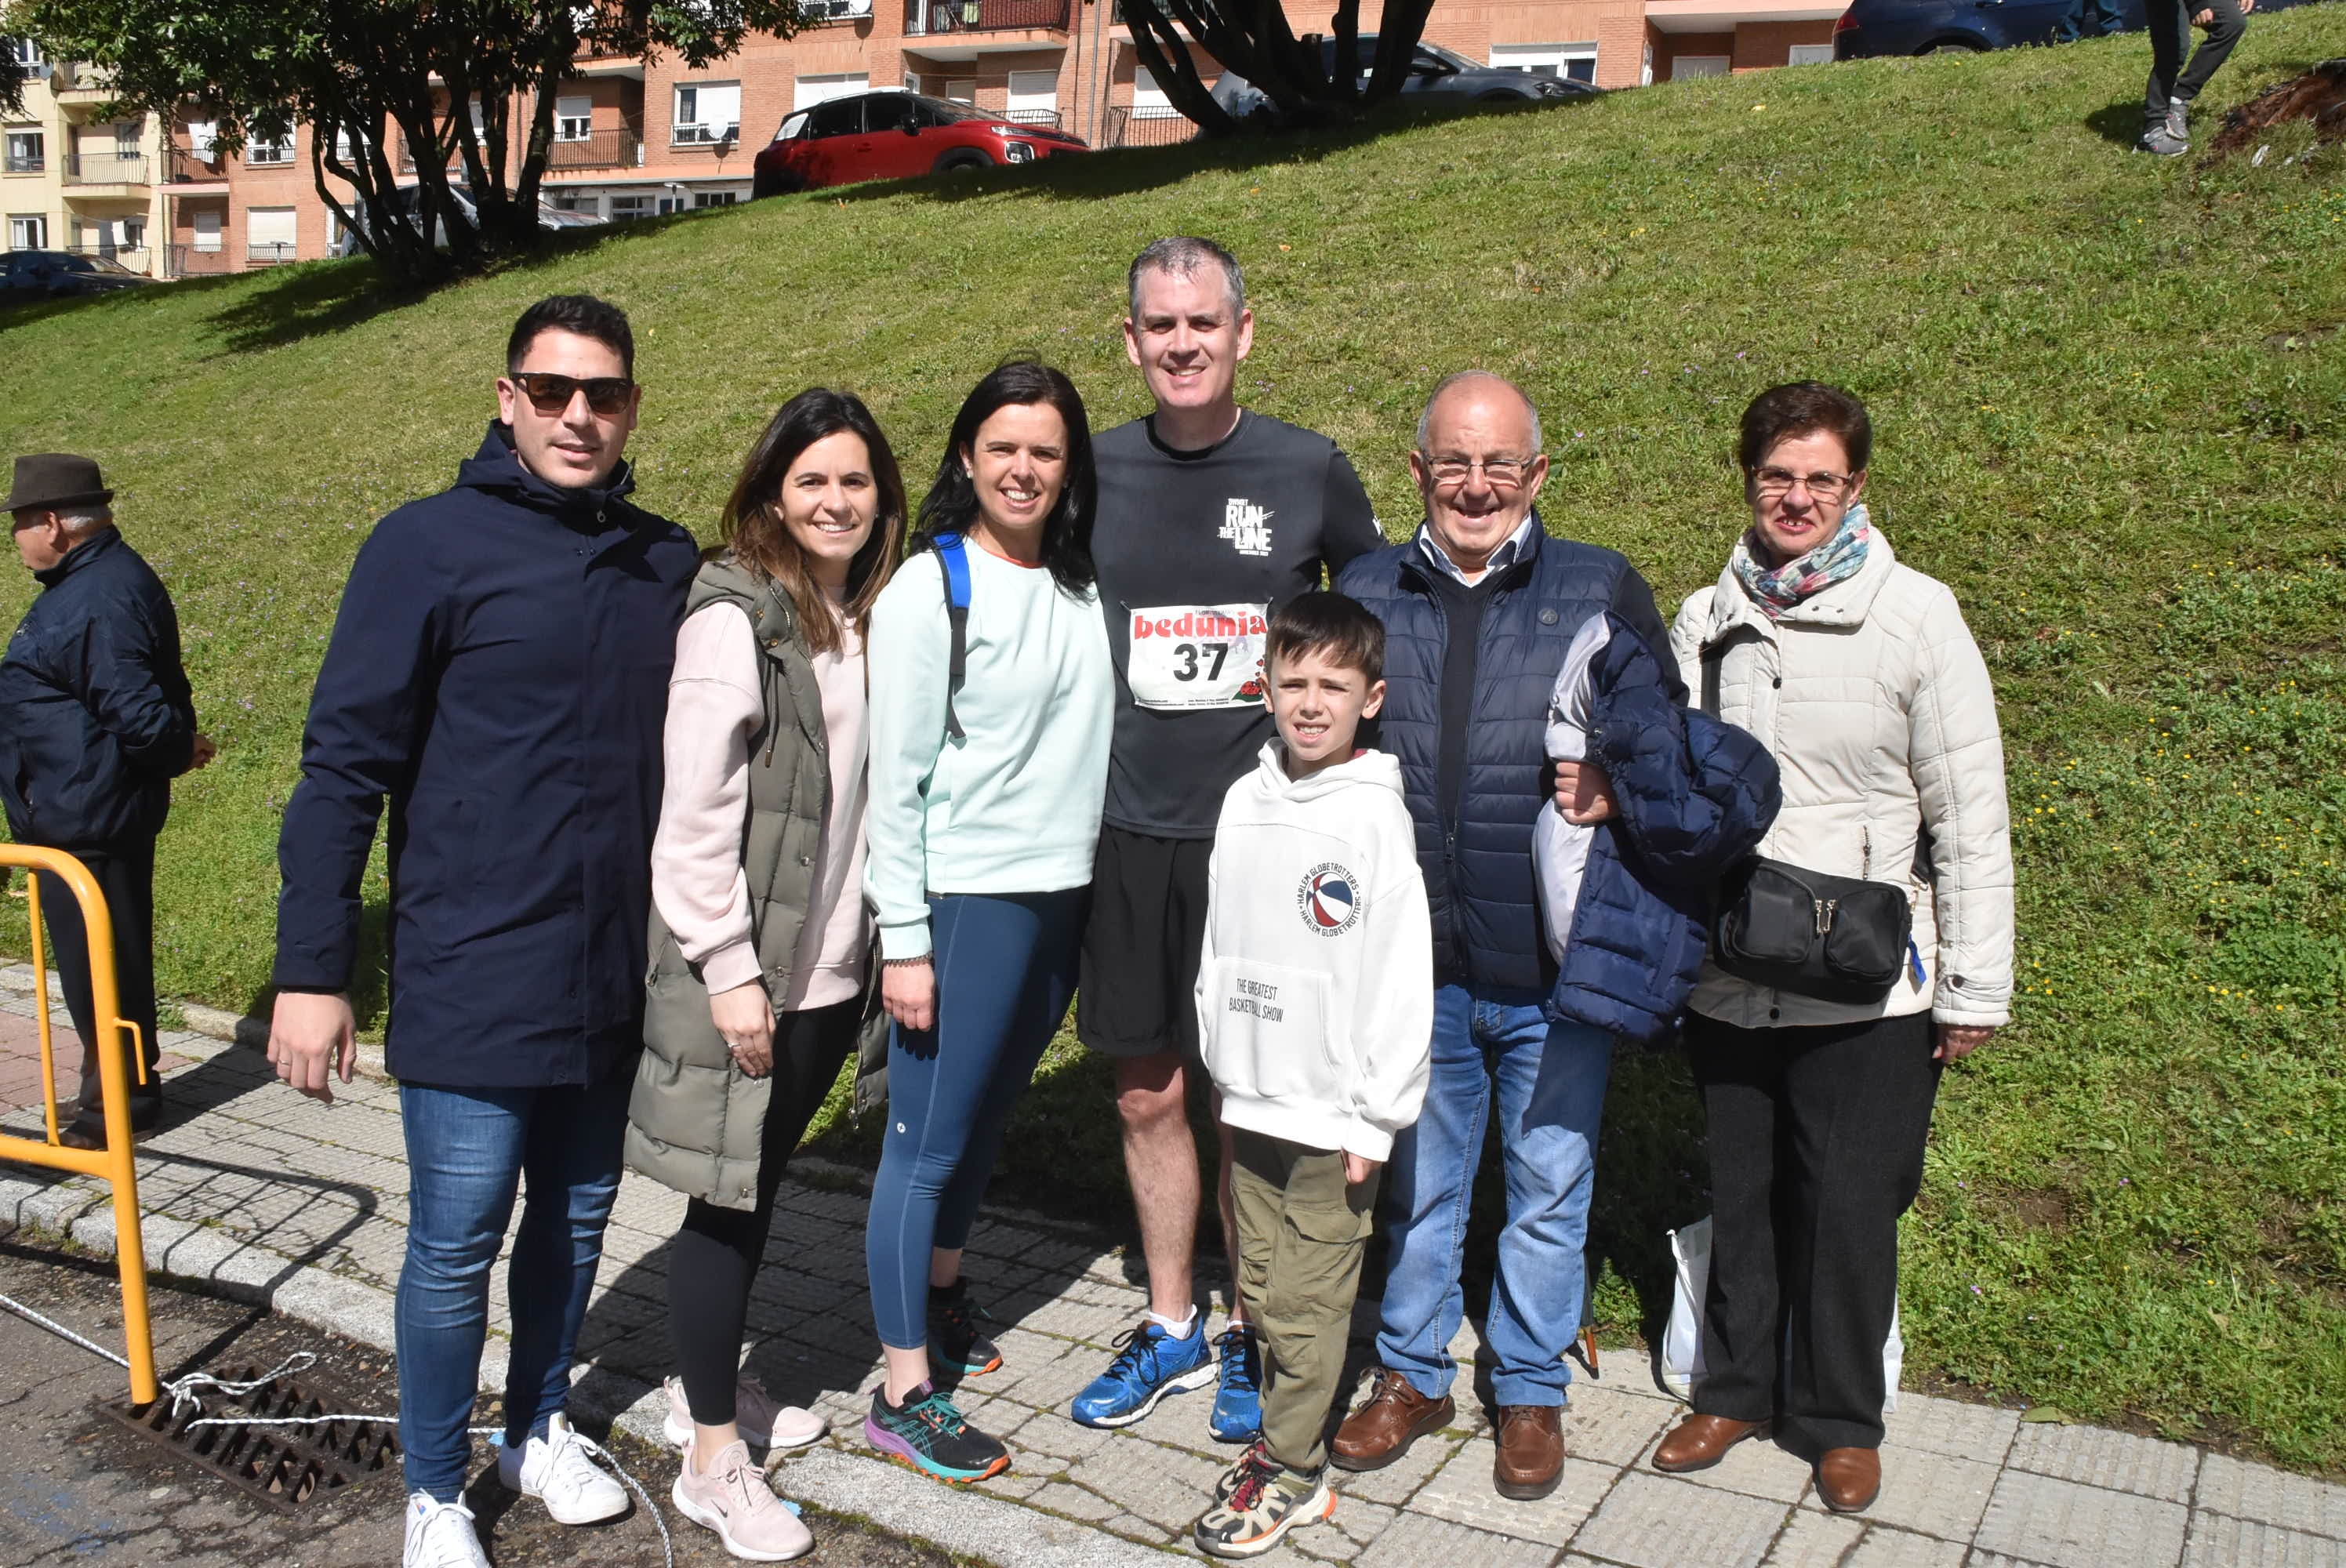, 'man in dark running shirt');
1068,238,1385,1439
